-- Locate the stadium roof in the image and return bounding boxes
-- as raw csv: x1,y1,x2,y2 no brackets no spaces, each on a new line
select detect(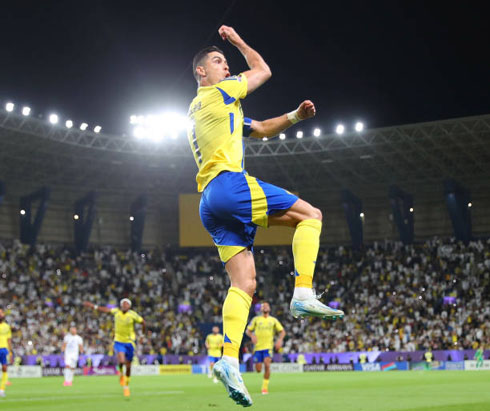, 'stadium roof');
1,111,489,203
